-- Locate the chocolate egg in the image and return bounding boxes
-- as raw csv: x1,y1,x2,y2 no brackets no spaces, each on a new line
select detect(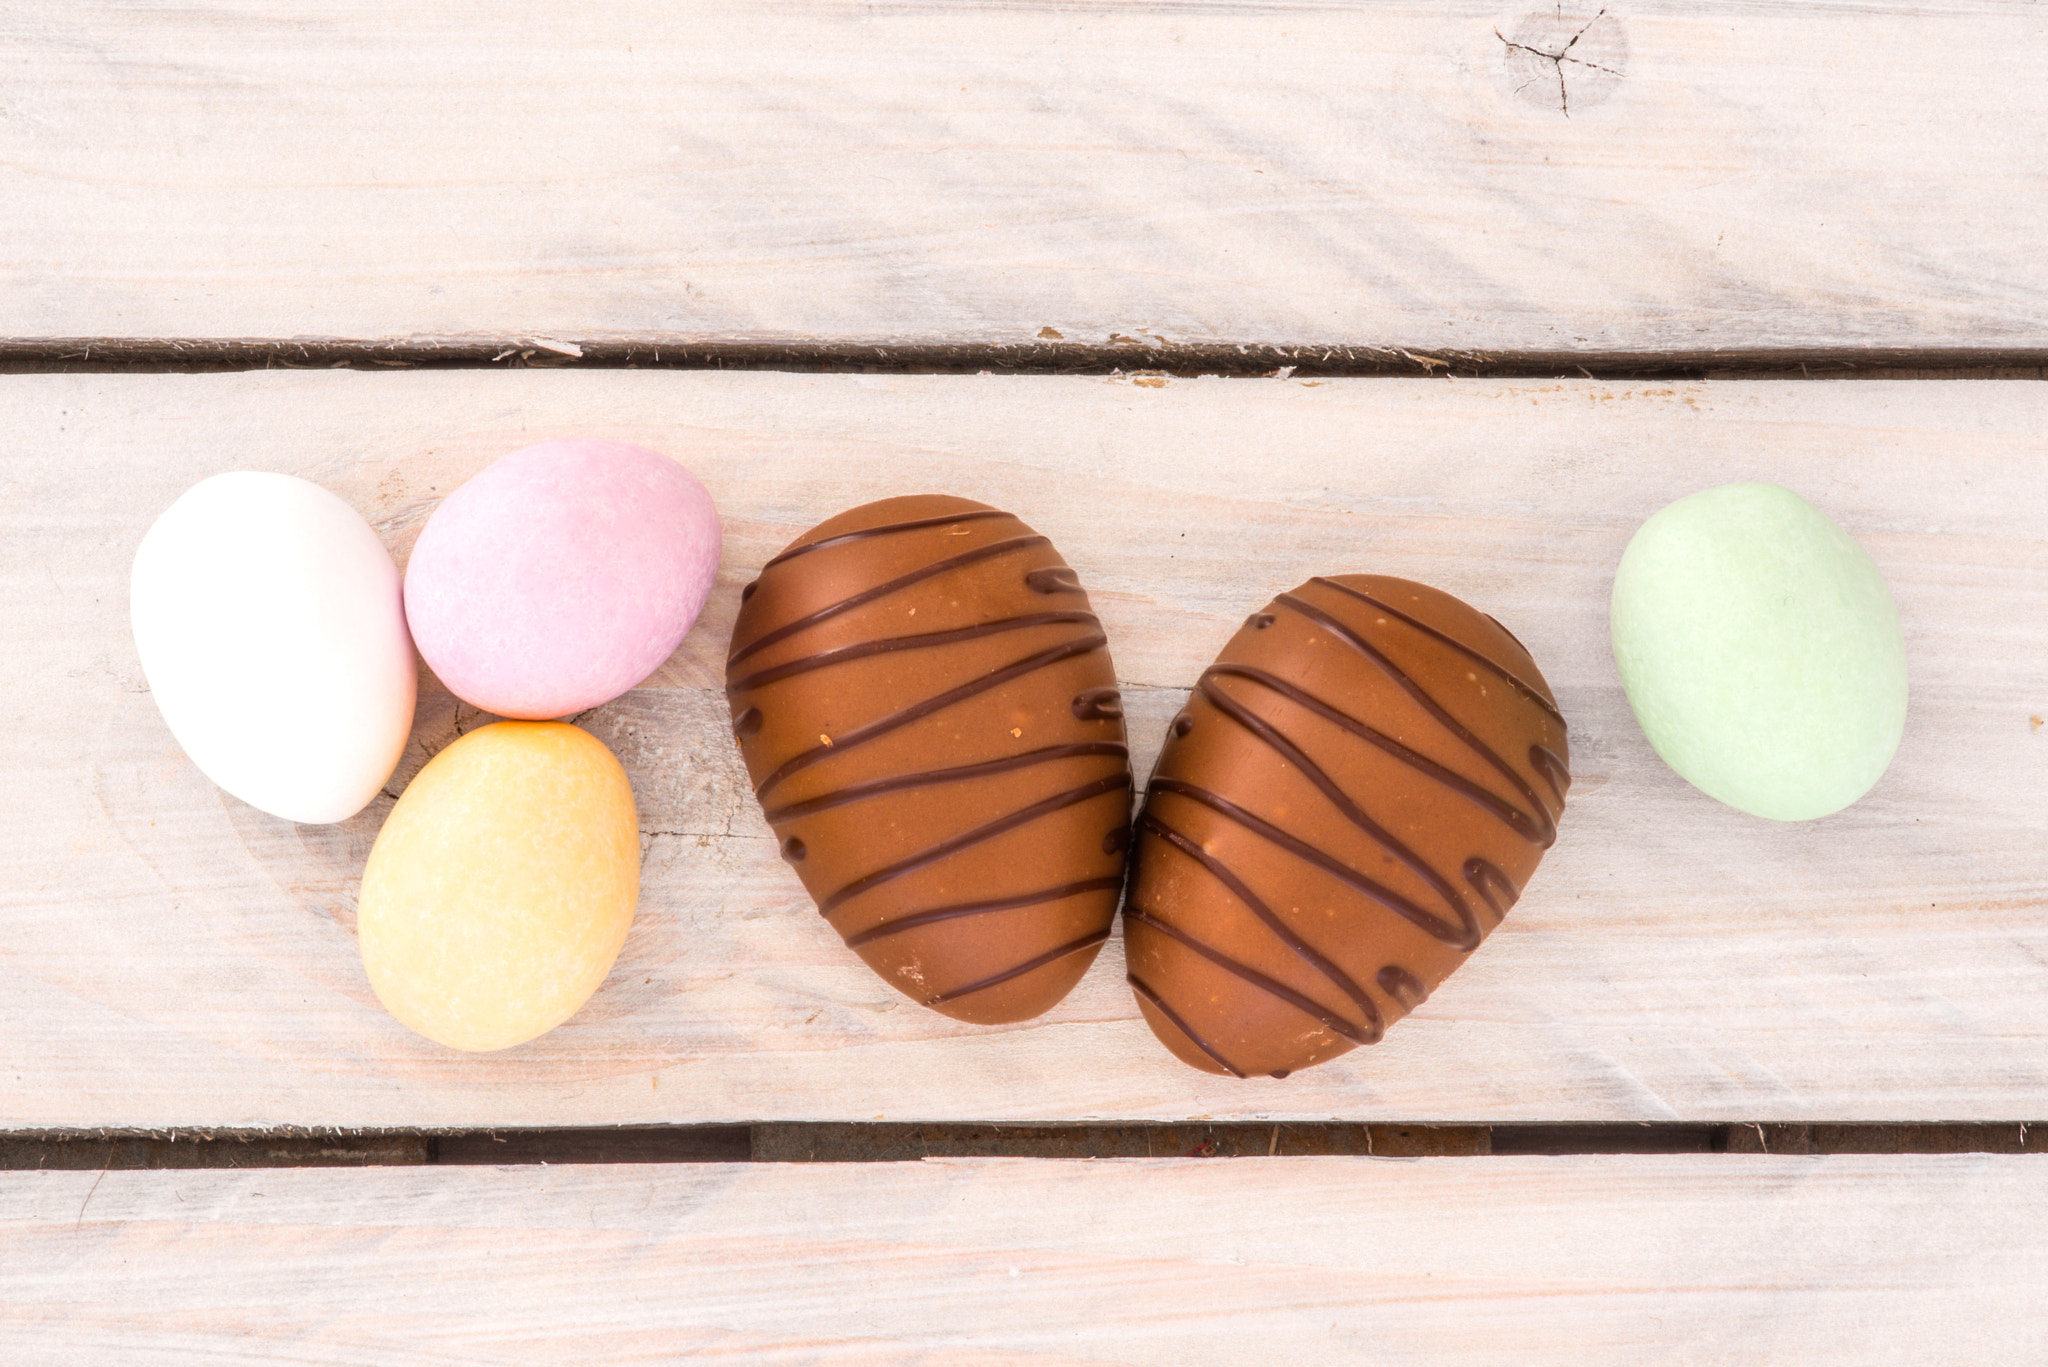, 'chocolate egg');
727,496,1130,1023
1124,575,1568,1078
